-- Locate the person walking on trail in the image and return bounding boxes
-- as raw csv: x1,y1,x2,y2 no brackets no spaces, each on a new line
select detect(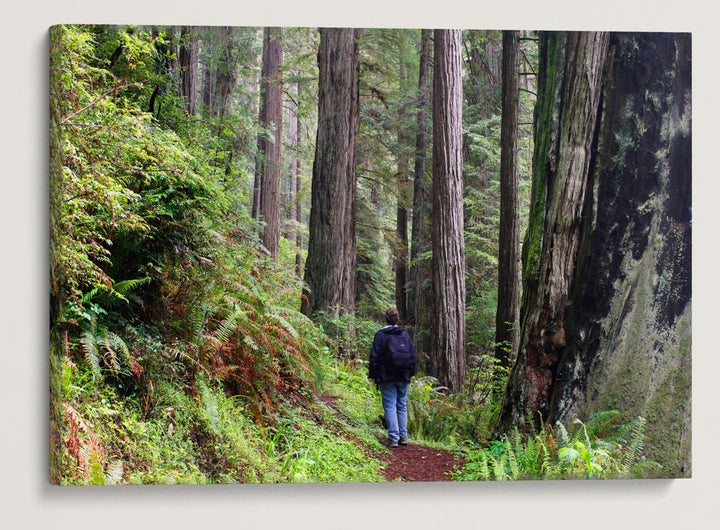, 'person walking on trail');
368,308,417,448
